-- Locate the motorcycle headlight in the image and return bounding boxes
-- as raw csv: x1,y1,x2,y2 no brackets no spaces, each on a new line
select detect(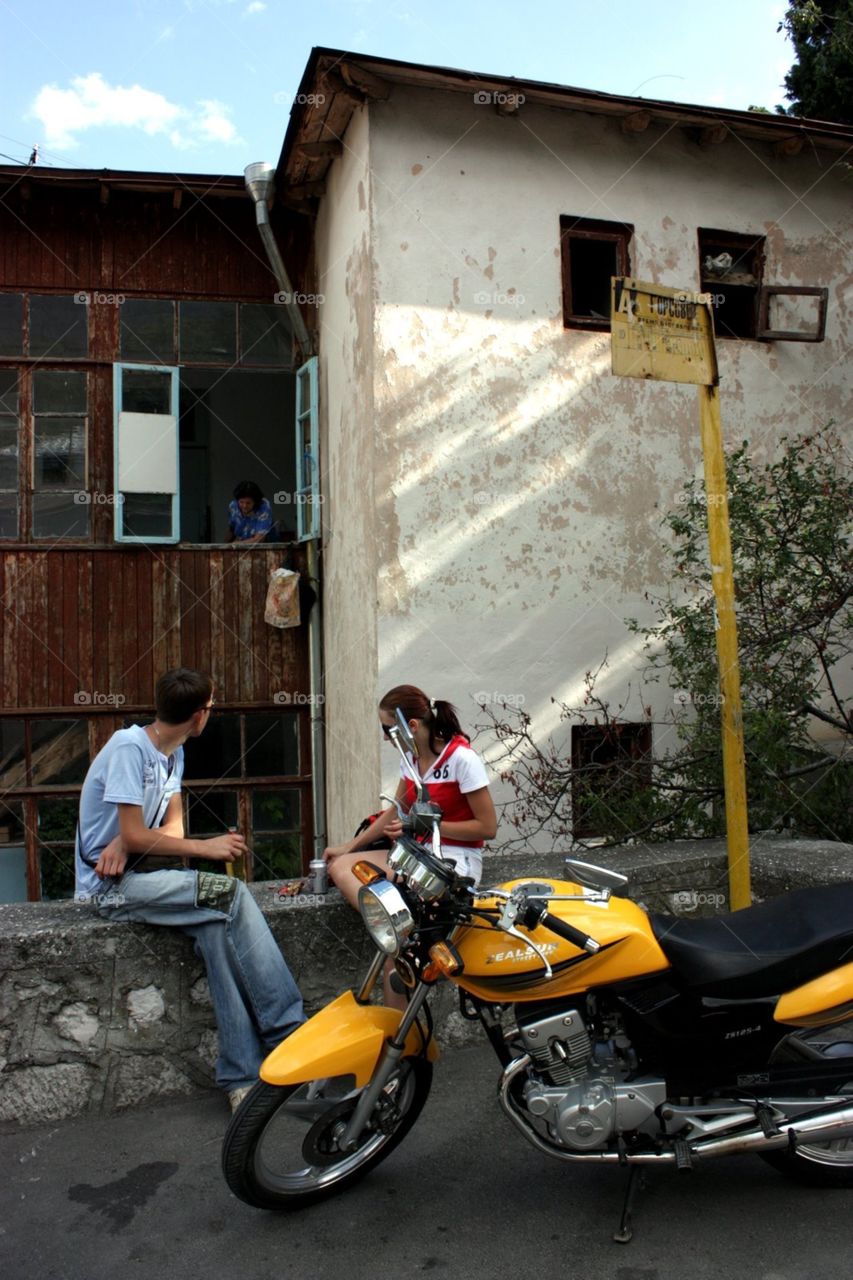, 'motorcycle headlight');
358,880,415,956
